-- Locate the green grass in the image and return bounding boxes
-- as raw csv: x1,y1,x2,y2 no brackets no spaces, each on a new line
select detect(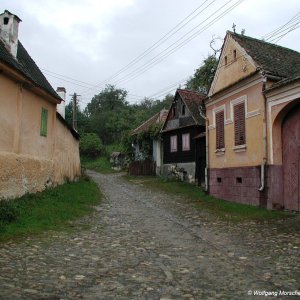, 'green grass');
125,175,294,222
0,178,101,241
81,156,119,173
